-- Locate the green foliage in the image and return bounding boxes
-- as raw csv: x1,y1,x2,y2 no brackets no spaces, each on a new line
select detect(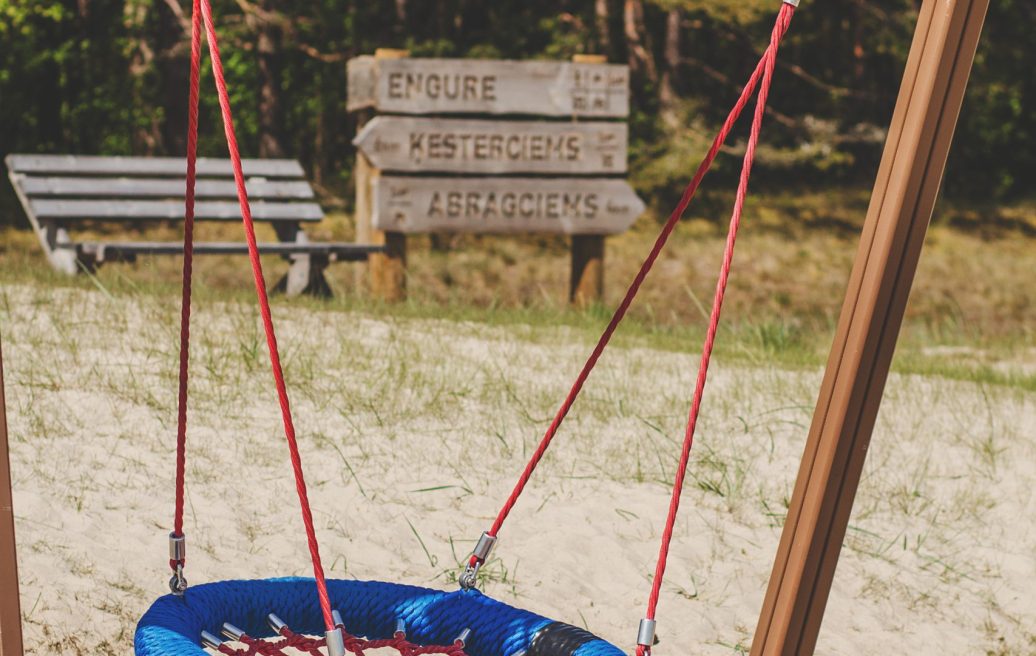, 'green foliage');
948,0,1036,198
0,0,1033,227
